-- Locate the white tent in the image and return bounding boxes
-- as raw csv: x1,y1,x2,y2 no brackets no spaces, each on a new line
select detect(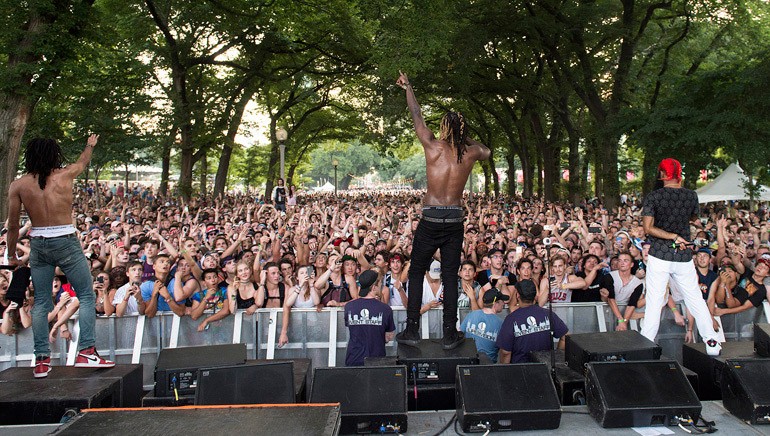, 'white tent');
696,163,770,203
313,182,336,193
